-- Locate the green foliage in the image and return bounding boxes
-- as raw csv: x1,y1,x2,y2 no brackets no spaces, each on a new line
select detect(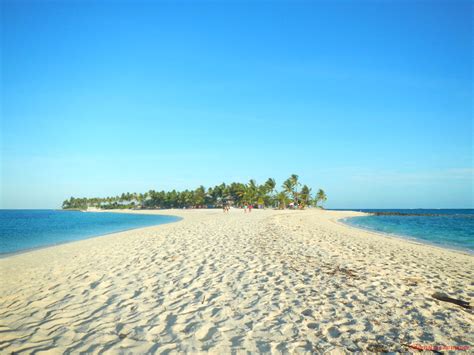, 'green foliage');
276,191,289,209
315,188,327,207
282,174,301,206
61,175,327,210
299,185,312,209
